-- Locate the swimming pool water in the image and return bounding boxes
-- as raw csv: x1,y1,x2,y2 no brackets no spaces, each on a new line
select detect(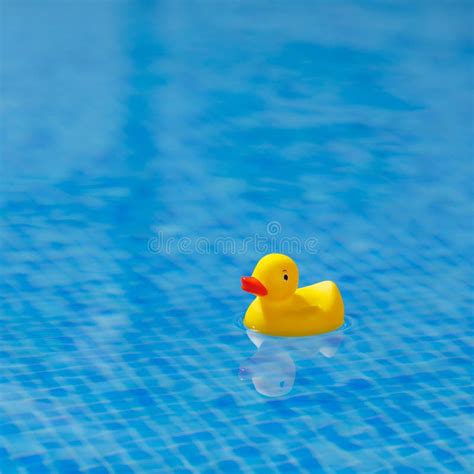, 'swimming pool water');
1,1,473,472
